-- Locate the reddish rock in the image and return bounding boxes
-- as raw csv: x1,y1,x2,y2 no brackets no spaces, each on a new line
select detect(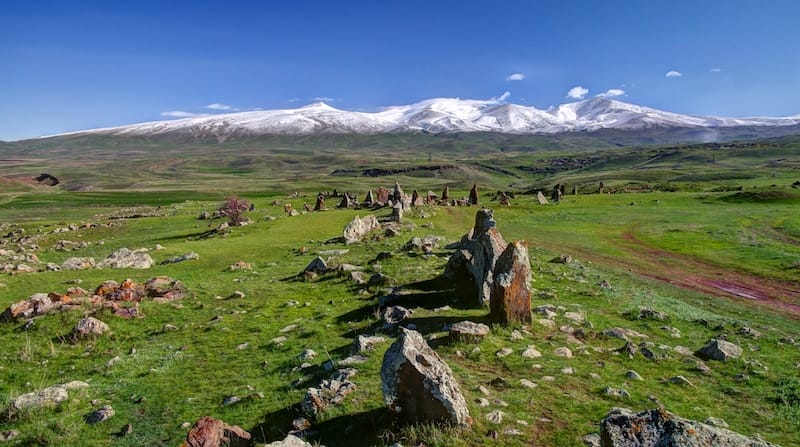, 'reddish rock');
375,187,391,206
183,416,251,447
411,190,424,207
490,240,532,324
